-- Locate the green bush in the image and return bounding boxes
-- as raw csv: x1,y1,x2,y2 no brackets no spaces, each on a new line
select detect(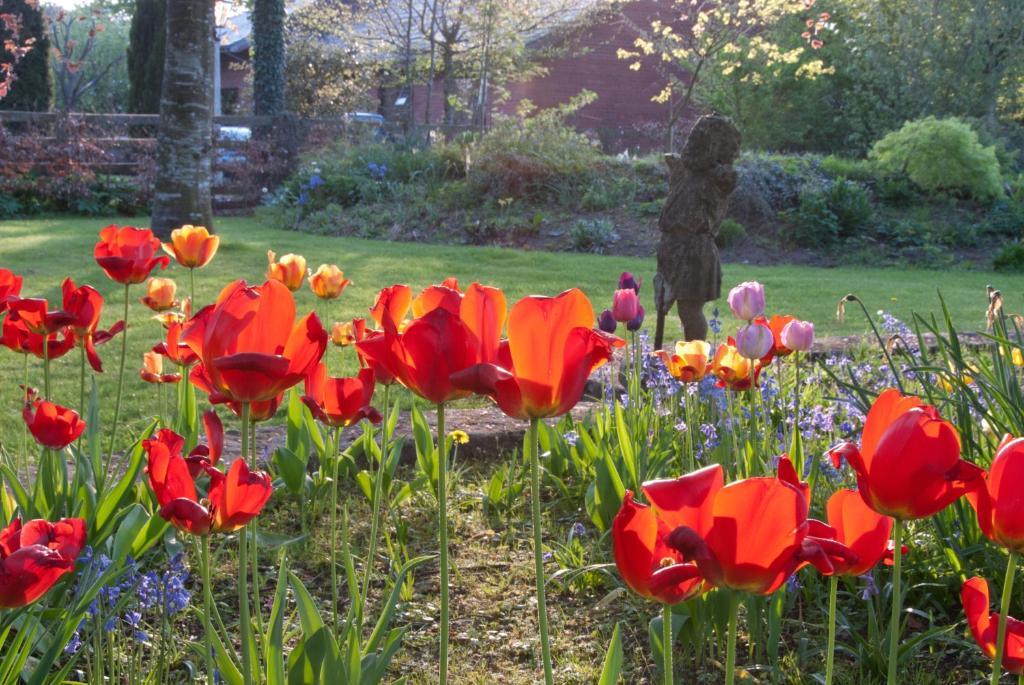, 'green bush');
569,218,618,253
470,92,606,202
716,218,747,248
820,155,878,183
994,242,1024,272
786,179,873,248
869,117,1003,202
